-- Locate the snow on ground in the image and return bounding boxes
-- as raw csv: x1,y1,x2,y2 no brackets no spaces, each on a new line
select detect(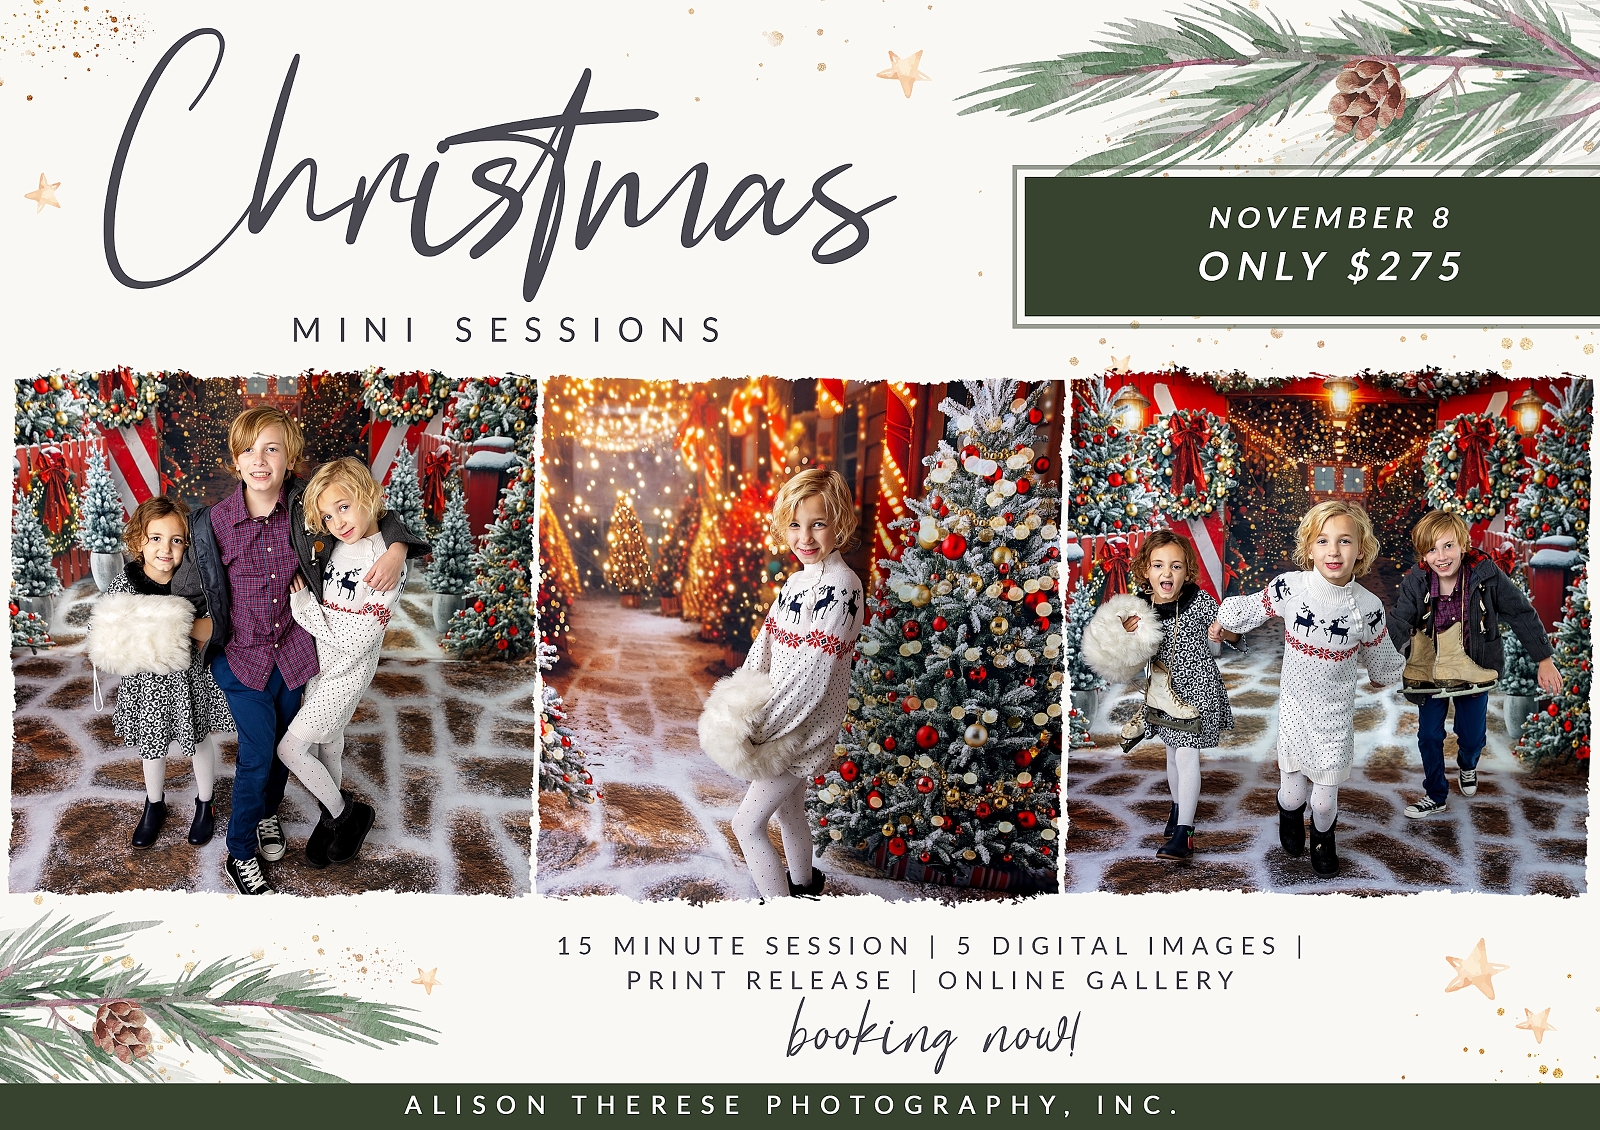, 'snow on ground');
11,575,534,896
537,597,1021,903
1067,619,1589,896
